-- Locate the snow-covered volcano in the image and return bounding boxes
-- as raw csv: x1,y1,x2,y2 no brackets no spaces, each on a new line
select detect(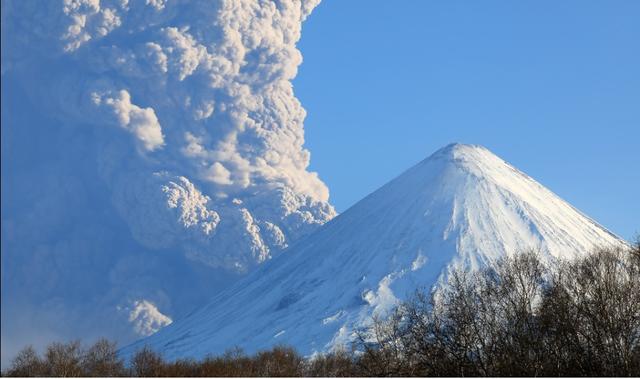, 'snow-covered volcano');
123,143,623,360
